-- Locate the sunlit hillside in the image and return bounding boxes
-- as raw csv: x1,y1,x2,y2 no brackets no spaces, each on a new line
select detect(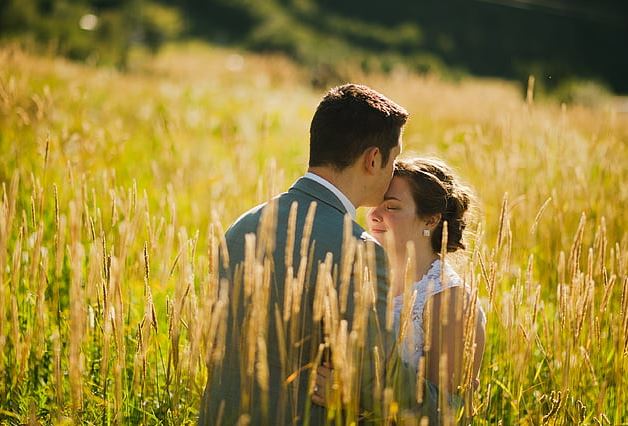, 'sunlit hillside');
0,42,626,424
